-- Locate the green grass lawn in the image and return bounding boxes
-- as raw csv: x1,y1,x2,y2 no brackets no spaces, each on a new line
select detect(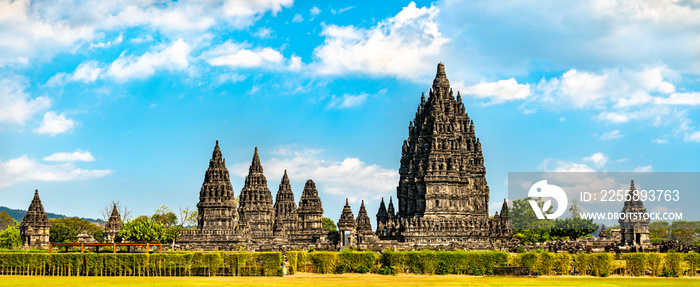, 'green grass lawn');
1,273,699,287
